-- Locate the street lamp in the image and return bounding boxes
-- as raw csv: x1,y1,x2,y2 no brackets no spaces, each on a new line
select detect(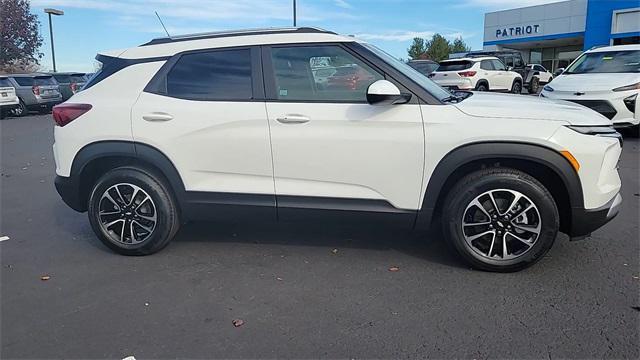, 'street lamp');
293,0,296,27
44,8,64,72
